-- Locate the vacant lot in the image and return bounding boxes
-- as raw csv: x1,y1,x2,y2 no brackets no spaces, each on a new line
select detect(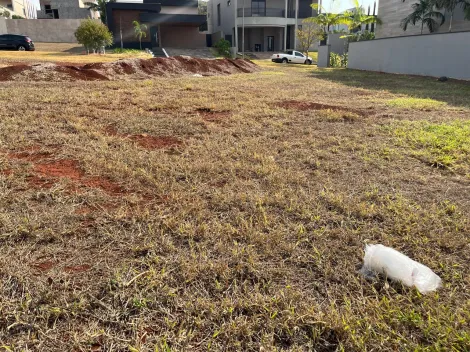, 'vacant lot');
0,43,151,67
0,56,469,351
